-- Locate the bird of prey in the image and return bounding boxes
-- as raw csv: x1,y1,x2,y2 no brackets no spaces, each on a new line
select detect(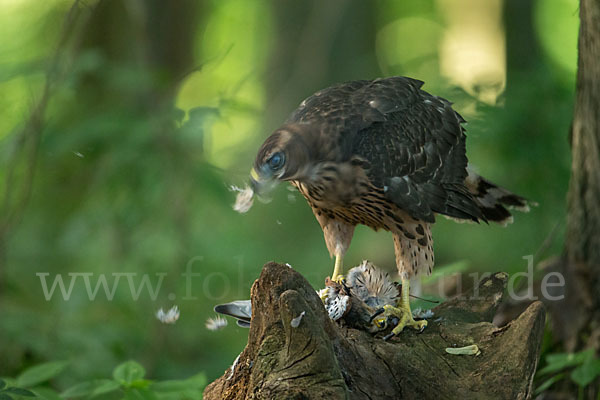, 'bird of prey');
245,76,530,337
